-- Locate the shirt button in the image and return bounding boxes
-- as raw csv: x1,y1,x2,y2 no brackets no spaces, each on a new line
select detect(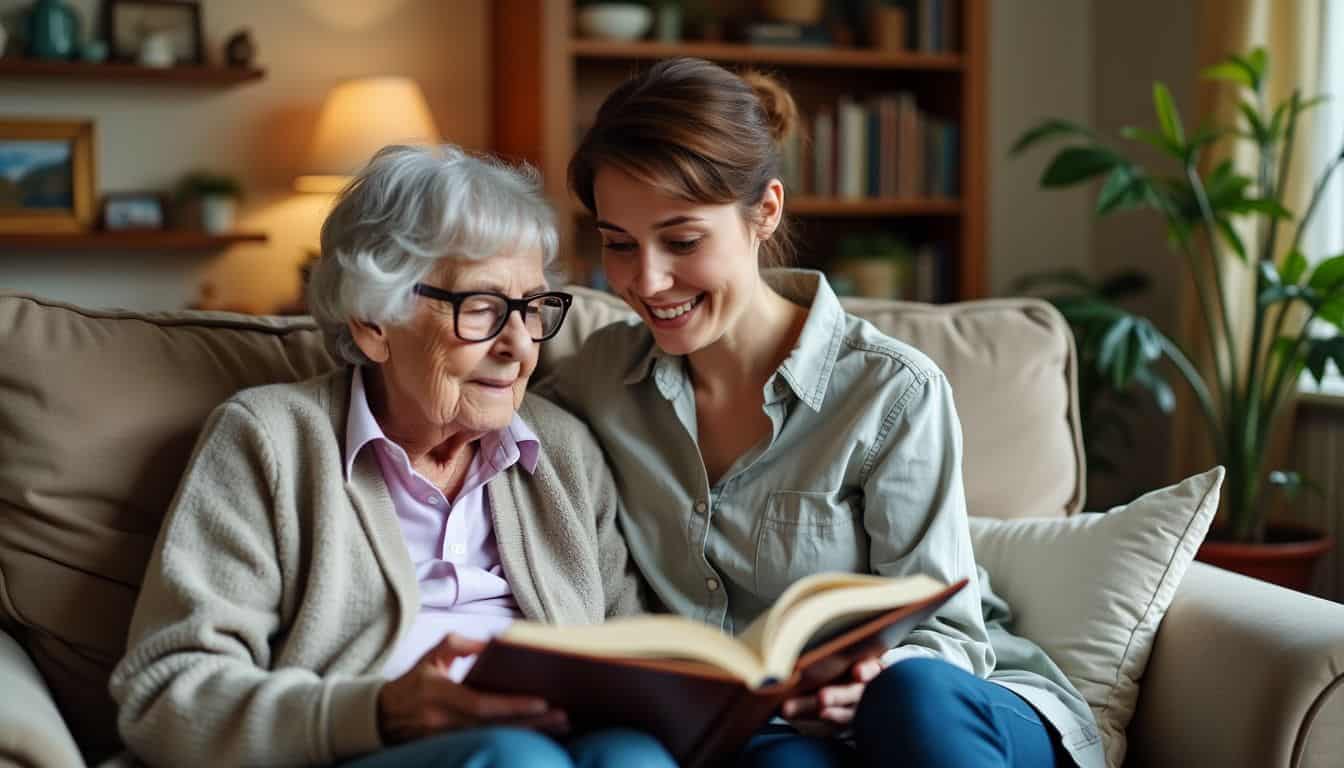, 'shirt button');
706,577,720,592
426,495,440,505
694,500,707,514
